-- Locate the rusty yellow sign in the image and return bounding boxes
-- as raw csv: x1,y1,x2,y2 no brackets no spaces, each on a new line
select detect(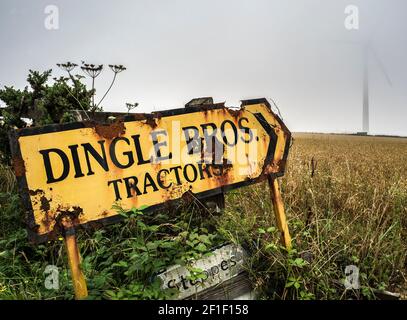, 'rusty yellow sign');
10,98,291,243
